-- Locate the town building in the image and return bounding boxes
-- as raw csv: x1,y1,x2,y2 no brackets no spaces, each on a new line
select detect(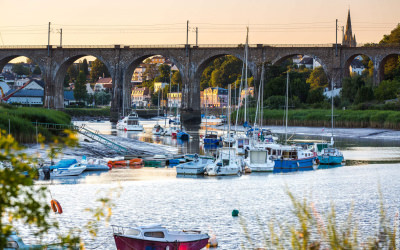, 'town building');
132,65,147,83
151,56,165,64
131,87,151,108
64,90,76,106
201,87,228,108
239,87,255,107
342,10,357,47
167,92,181,108
154,82,169,92
6,89,44,105
350,59,365,75
94,77,113,92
